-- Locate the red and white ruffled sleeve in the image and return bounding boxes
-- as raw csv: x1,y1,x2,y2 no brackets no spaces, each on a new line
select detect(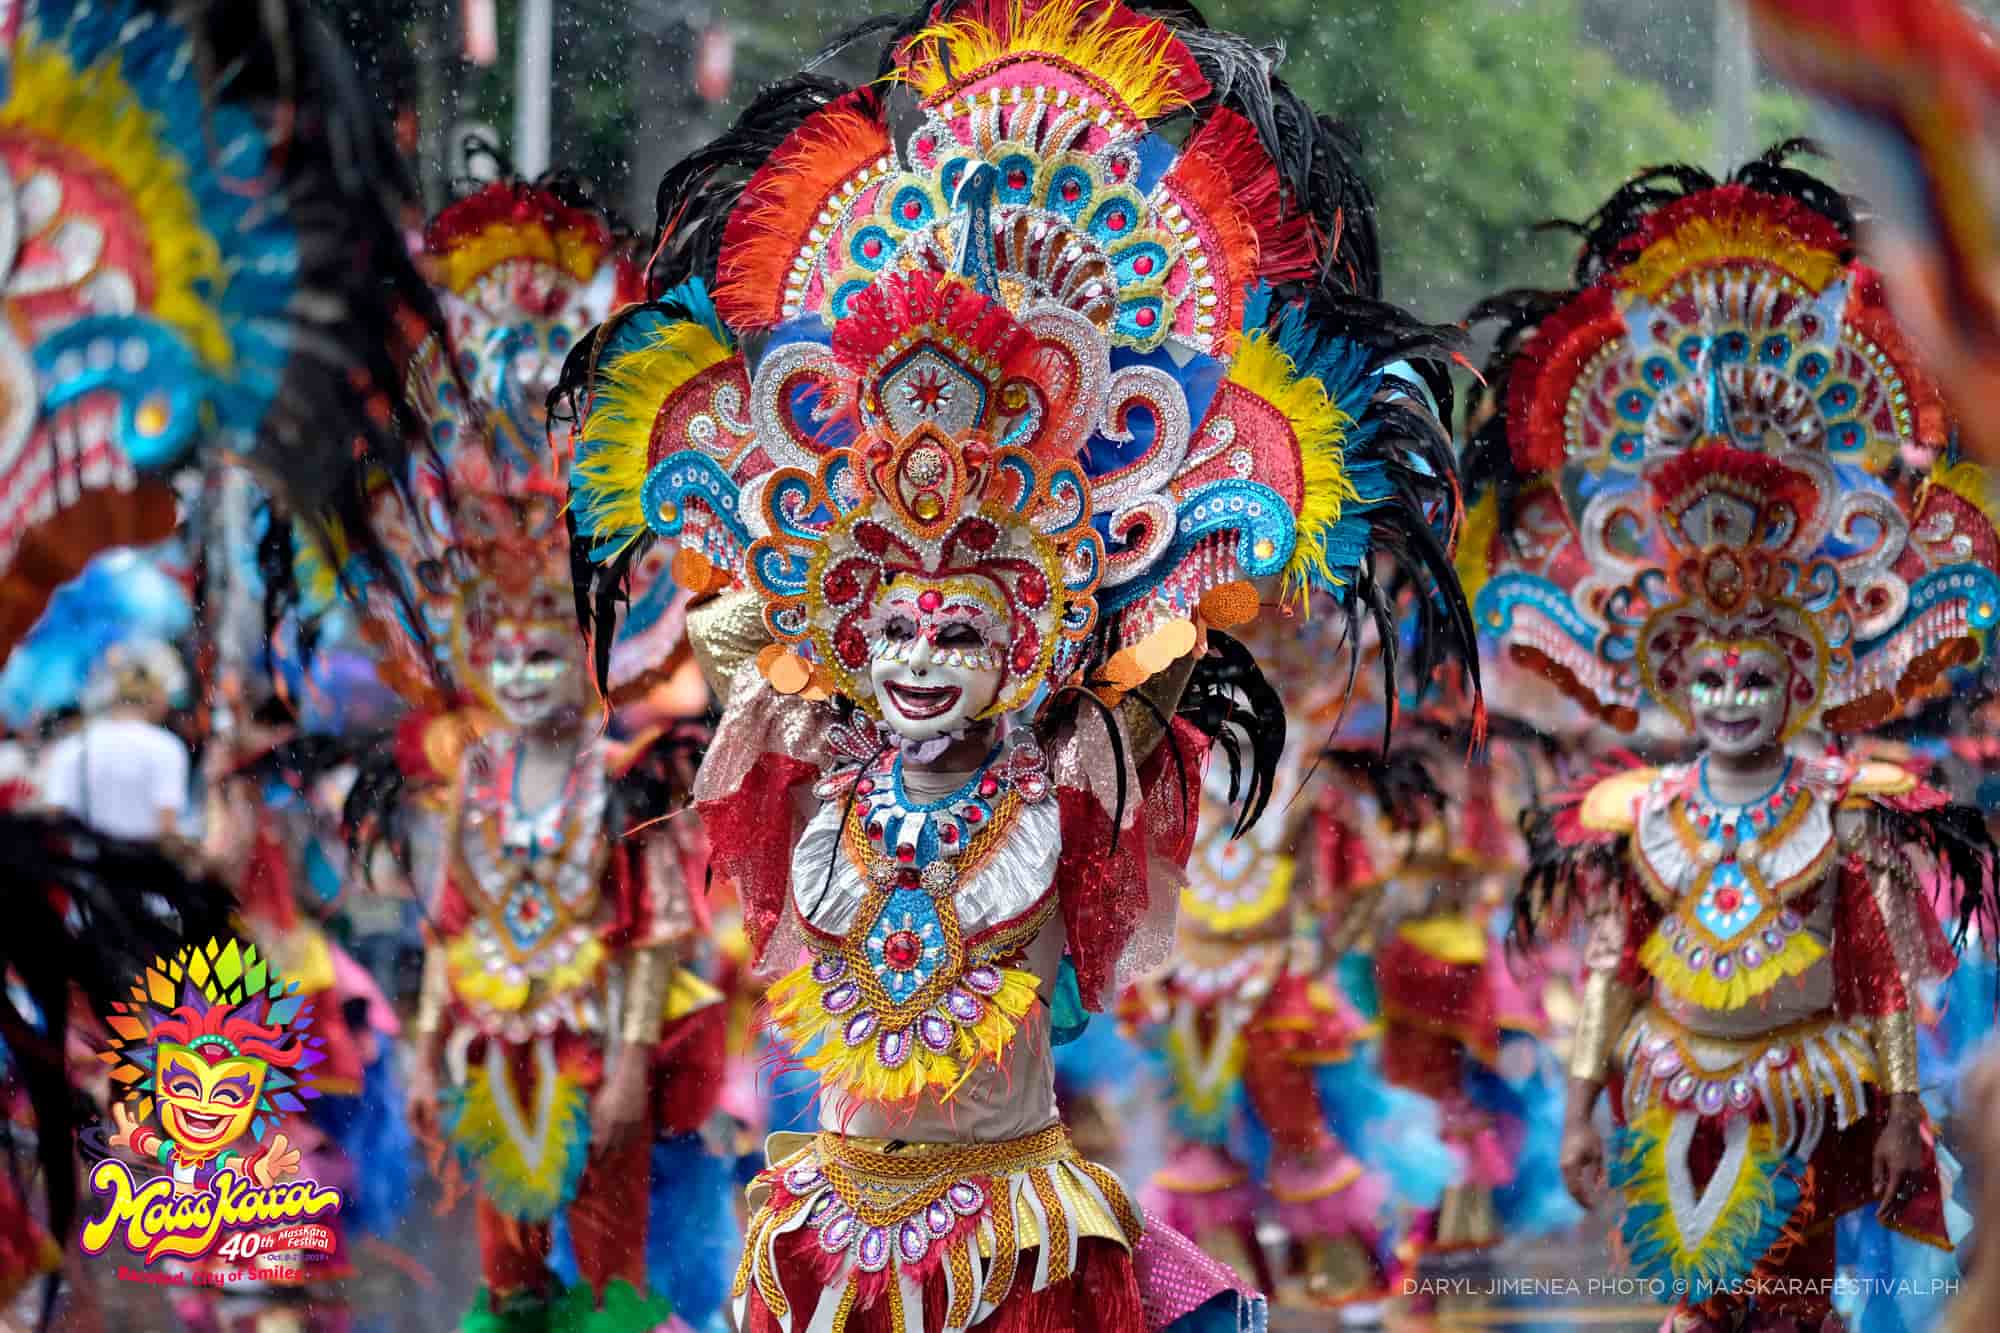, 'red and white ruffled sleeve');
692,663,841,974
1049,710,1208,1009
